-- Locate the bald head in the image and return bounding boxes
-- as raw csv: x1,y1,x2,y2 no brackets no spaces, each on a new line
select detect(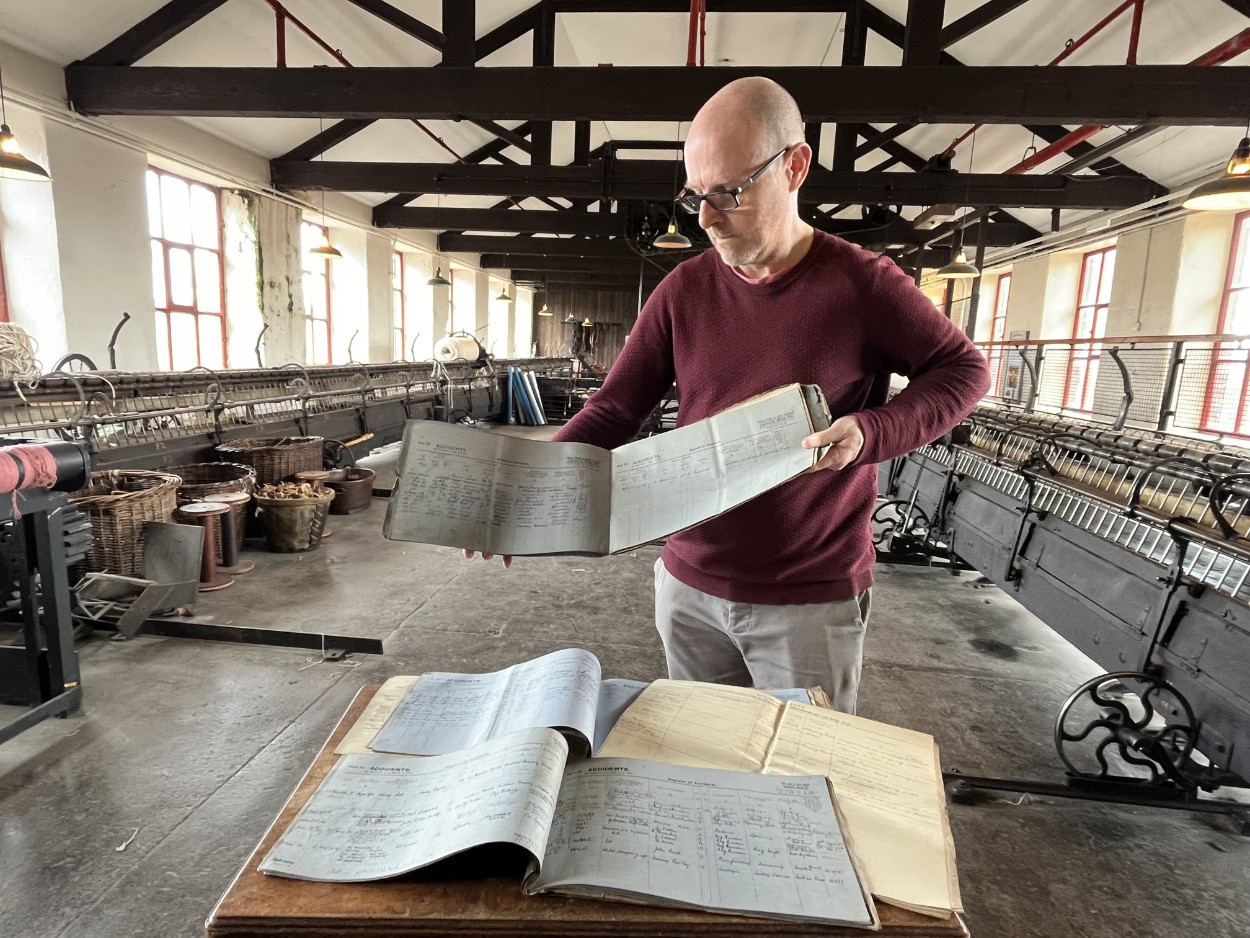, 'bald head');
688,77,803,163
